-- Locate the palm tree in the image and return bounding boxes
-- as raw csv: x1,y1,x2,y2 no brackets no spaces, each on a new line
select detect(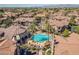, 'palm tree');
69,16,76,26
28,21,37,35
44,20,55,55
